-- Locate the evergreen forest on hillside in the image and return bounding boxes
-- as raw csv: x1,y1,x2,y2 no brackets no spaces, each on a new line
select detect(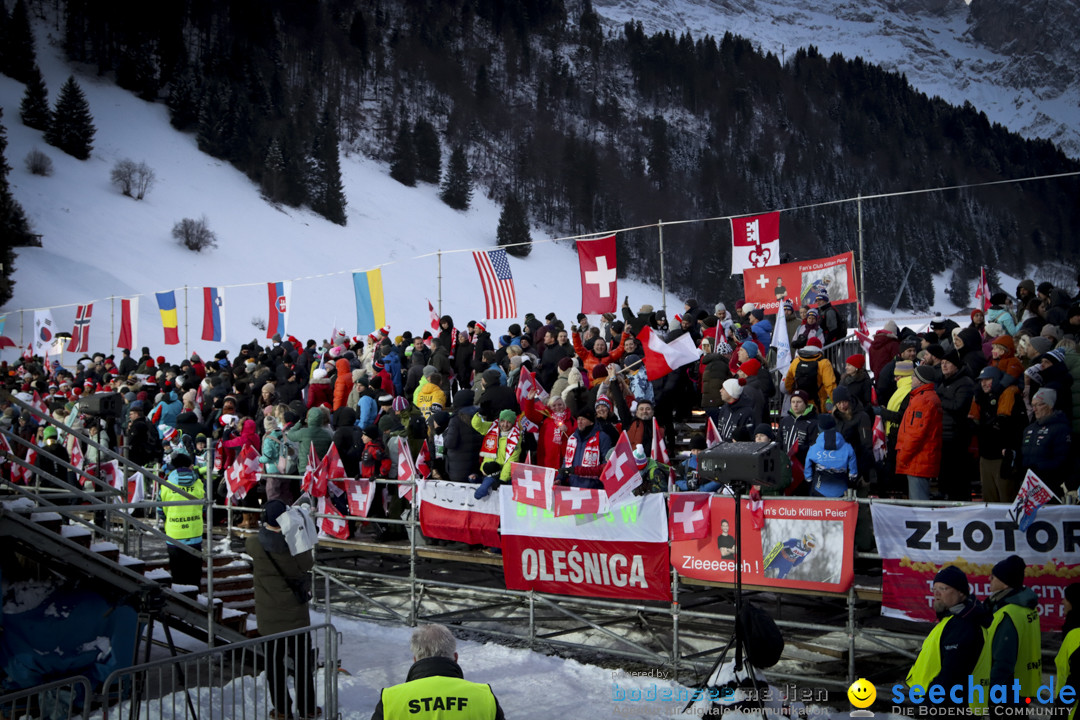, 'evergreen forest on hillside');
3,0,1079,309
